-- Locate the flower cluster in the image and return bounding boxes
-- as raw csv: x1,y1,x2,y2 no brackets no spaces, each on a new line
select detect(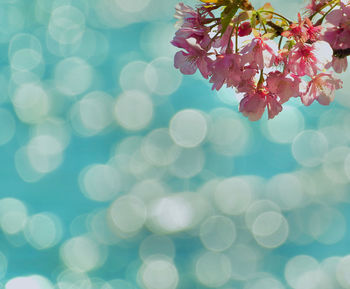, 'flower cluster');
171,0,349,121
